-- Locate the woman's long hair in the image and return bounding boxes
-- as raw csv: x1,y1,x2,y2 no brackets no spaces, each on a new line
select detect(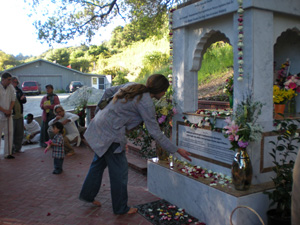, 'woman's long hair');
113,74,169,103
